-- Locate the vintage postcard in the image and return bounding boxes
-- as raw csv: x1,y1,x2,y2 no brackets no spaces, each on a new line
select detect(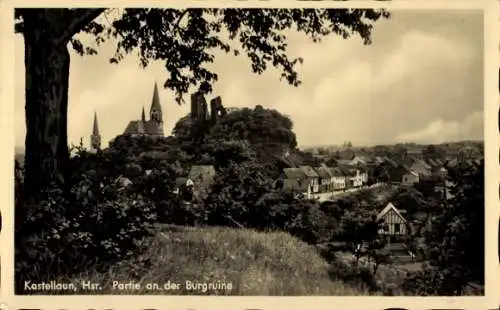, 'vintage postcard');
1,0,498,309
